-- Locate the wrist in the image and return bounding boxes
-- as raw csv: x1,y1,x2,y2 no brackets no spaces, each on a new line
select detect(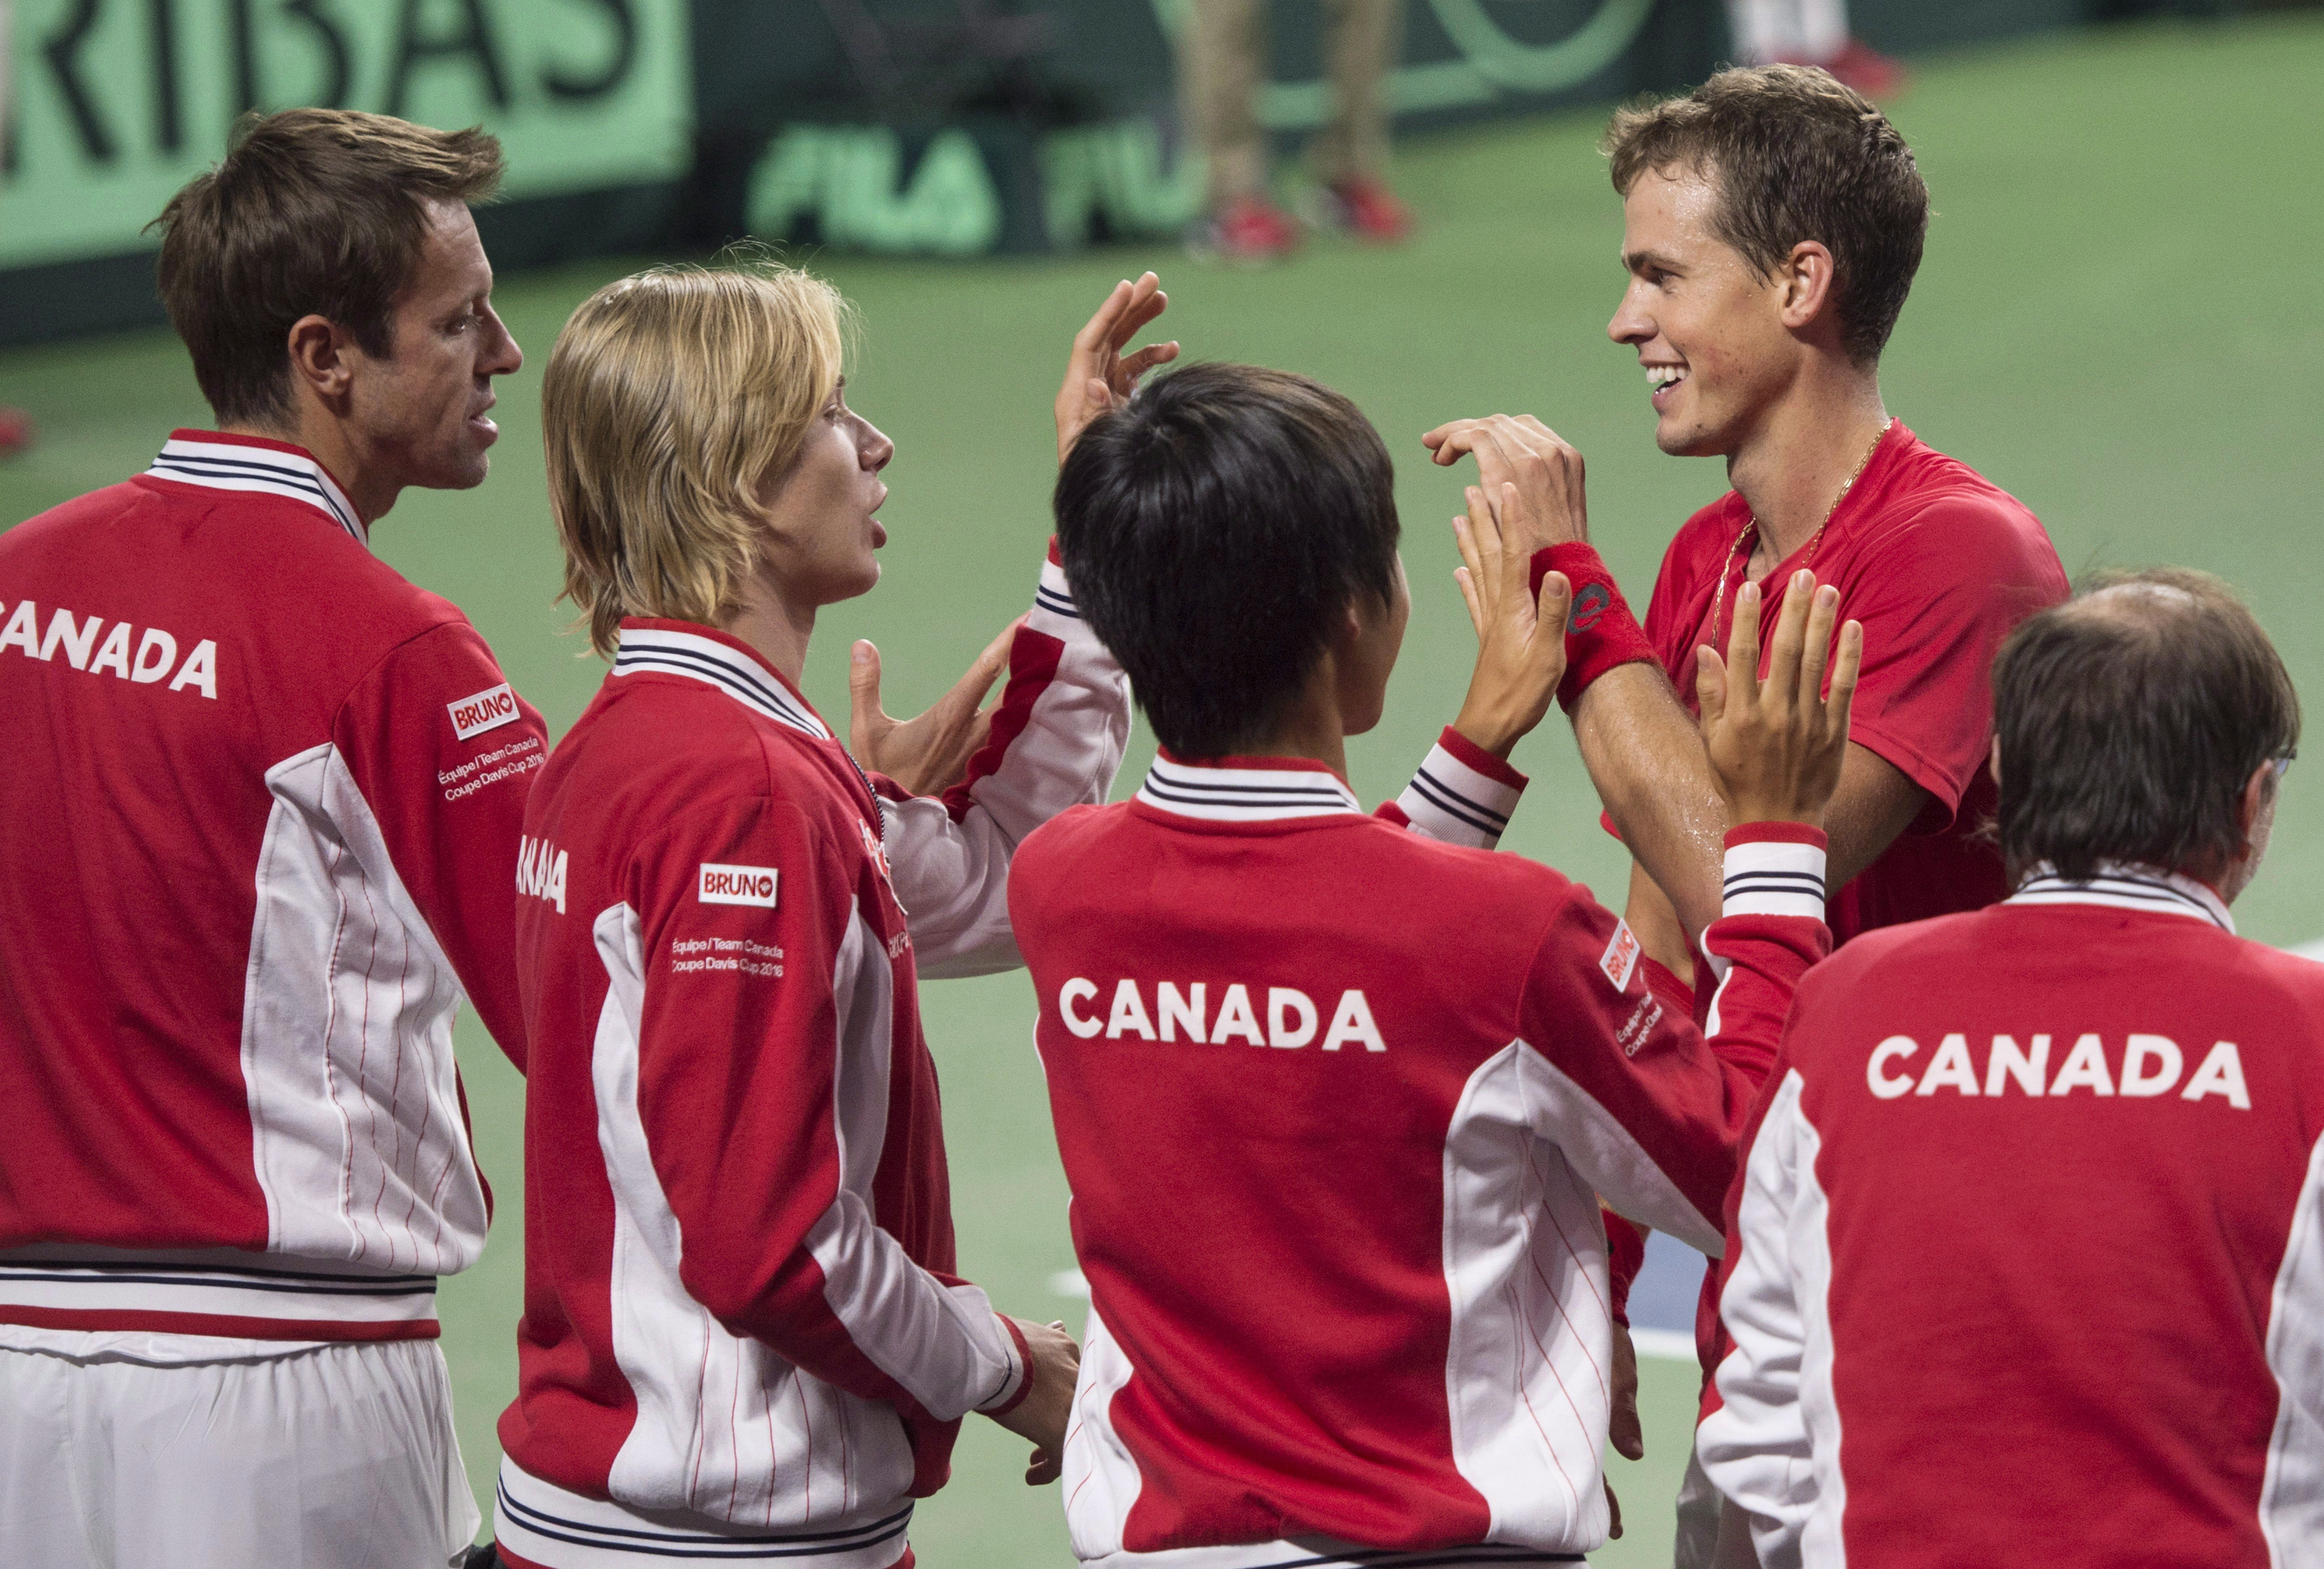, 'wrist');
1452,704,1524,761
1532,544,1656,714
979,1314,1036,1415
